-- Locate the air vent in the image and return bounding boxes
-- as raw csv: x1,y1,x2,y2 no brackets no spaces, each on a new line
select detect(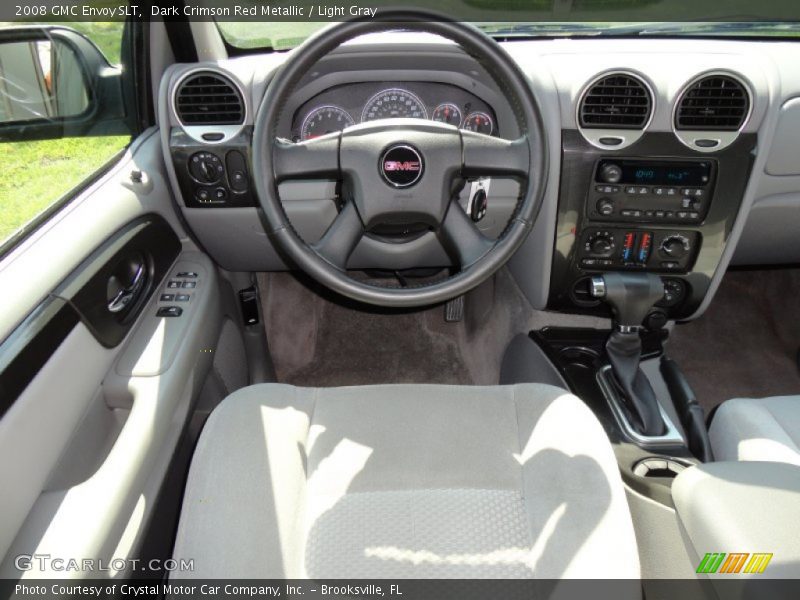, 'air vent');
175,72,244,126
579,73,652,130
675,75,749,131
